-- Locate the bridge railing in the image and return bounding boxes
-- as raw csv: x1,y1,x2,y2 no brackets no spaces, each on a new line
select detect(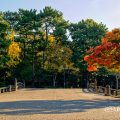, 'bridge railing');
0,85,14,93
88,83,120,96
0,82,25,94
